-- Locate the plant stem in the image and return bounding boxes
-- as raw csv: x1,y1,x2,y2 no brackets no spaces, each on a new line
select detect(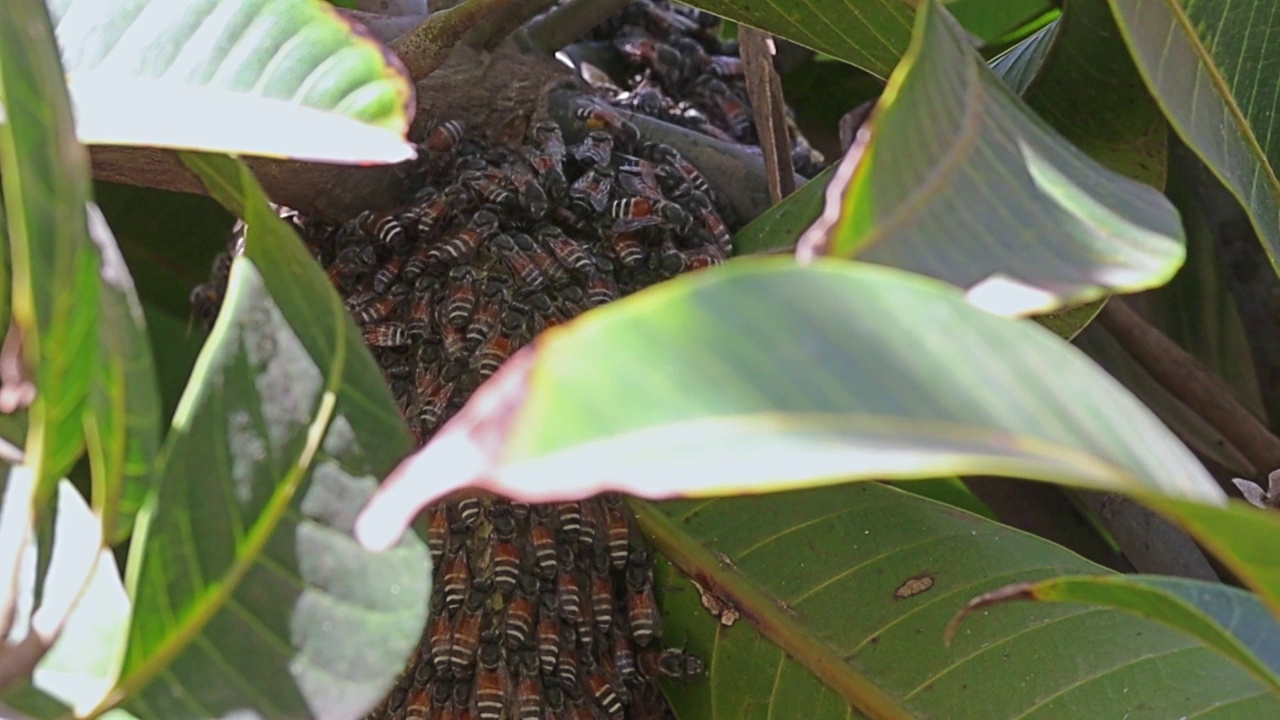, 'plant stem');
524,0,632,54
389,0,525,80
1098,299,1280,478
